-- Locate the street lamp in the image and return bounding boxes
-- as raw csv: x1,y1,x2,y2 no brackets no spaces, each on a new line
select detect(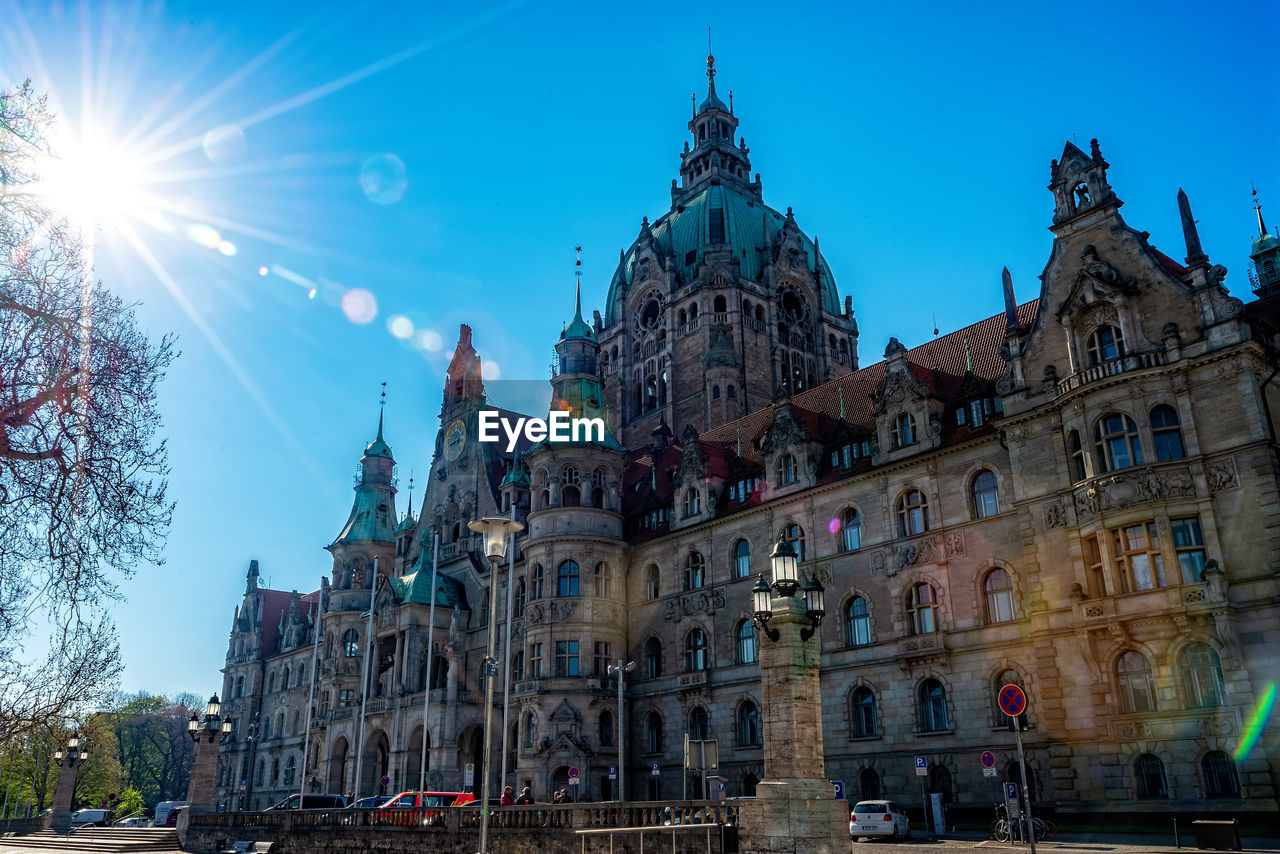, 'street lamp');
186,694,234,812
751,539,825,645
606,660,636,801
467,515,525,854
50,734,87,830
770,535,800,597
